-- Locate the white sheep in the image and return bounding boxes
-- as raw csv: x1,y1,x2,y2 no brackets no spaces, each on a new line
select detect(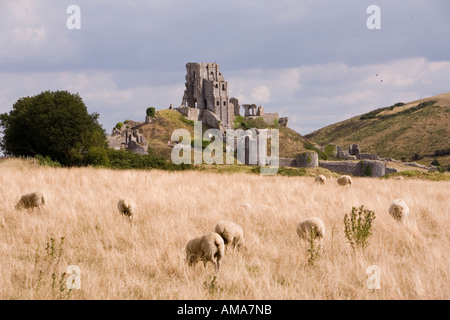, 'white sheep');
315,175,326,184
117,199,135,222
16,192,45,210
388,199,409,222
297,217,325,245
214,220,244,250
186,232,225,271
337,175,352,186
